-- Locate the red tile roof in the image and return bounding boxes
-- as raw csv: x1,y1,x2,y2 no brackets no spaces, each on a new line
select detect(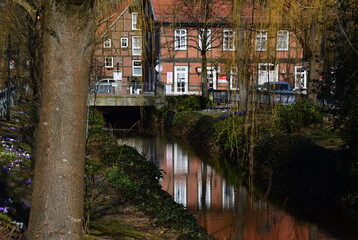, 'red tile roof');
151,0,233,22
96,0,132,38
